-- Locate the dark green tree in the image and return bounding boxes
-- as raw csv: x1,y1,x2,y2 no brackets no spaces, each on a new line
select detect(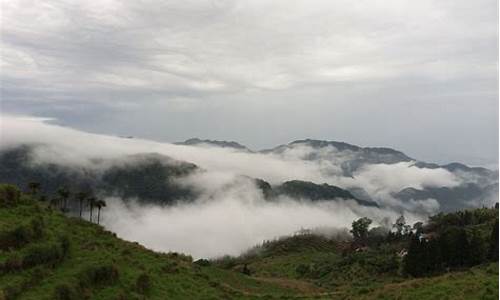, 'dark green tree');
404,236,425,277
488,219,499,261
57,187,70,212
88,197,96,223
425,238,442,274
76,191,89,218
95,199,107,225
468,232,487,266
350,217,372,244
